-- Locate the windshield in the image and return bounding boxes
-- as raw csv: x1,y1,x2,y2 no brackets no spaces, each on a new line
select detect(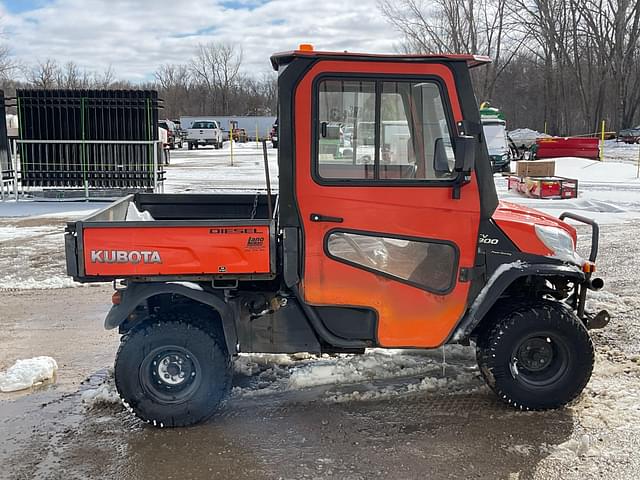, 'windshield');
483,122,508,156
